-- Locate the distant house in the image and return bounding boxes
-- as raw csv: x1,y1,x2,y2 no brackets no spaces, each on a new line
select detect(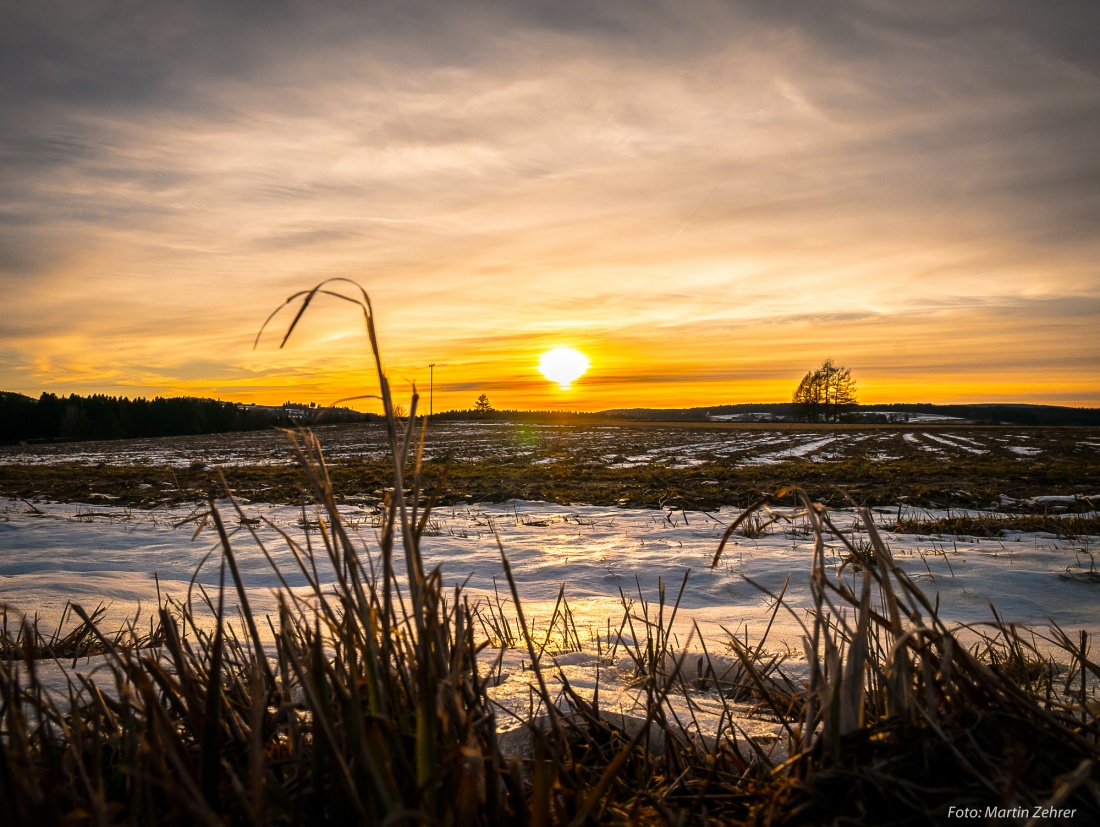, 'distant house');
708,412,778,423
283,404,313,421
